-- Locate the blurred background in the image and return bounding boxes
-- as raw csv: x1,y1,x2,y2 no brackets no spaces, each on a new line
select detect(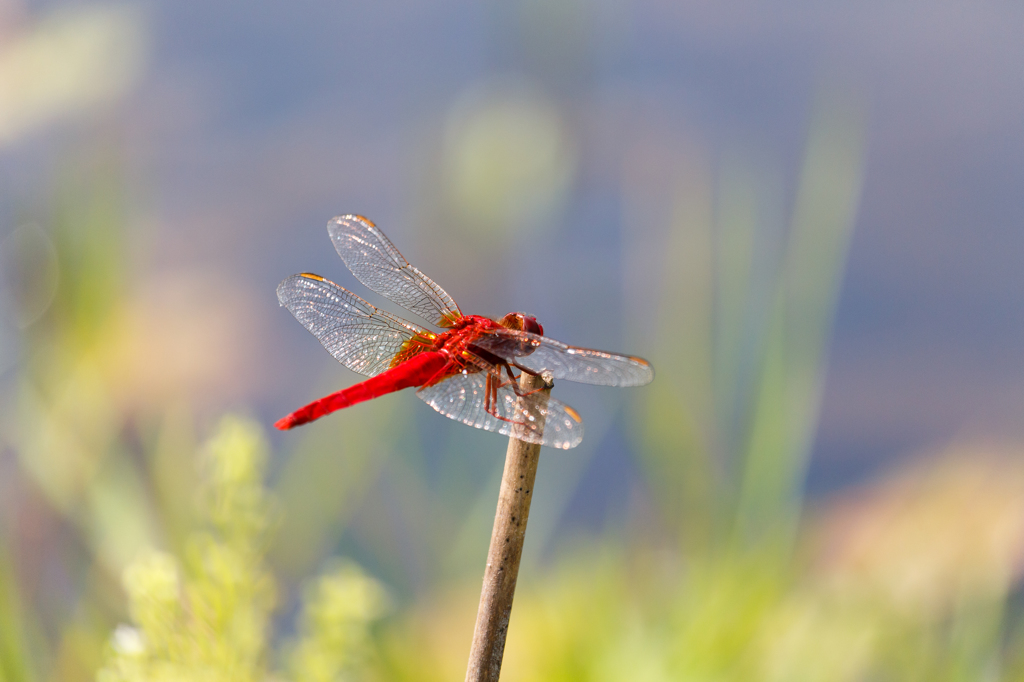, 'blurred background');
2,0,1024,680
